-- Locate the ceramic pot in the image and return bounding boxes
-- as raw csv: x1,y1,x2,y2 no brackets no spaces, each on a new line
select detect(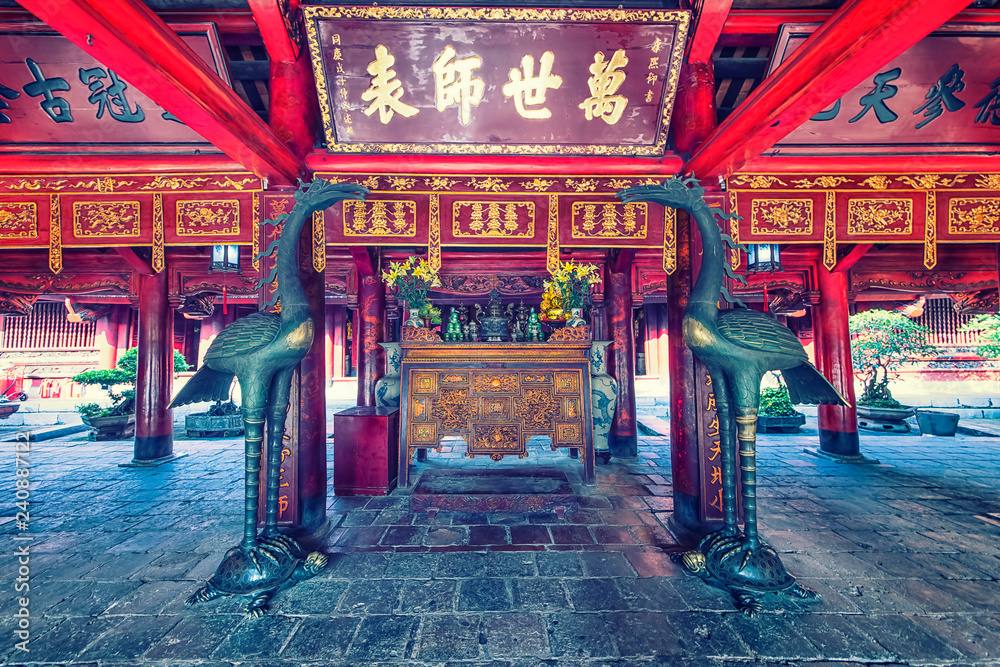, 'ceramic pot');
375,342,402,409
566,307,587,328
757,412,806,434
405,307,424,328
589,341,617,455
915,408,959,436
856,405,915,433
81,413,135,441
